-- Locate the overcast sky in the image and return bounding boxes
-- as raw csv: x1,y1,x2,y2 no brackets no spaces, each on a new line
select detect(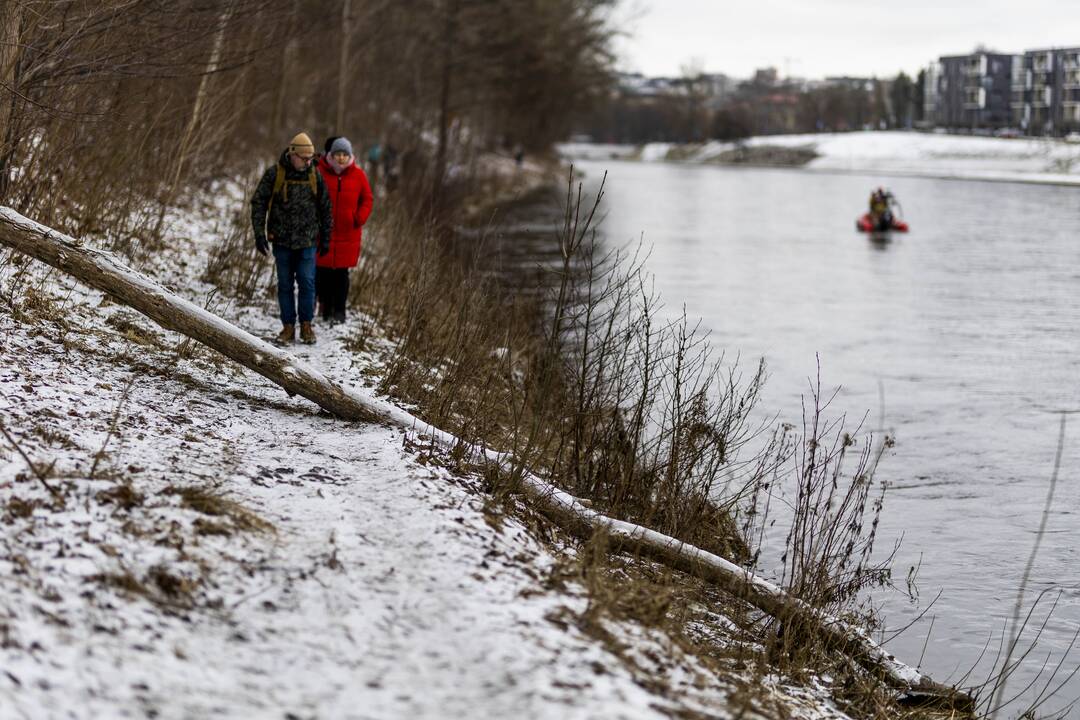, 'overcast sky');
612,0,1077,80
